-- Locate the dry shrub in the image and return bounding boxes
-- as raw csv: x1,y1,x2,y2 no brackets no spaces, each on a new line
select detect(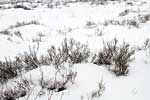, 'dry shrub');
91,79,105,99
0,58,22,83
47,38,90,68
113,42,135,76
94,38,135,76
